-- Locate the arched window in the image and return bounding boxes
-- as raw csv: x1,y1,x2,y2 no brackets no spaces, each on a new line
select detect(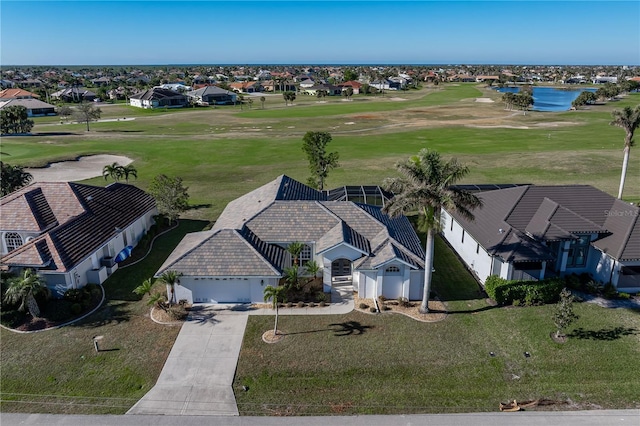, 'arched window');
5,232,23,252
